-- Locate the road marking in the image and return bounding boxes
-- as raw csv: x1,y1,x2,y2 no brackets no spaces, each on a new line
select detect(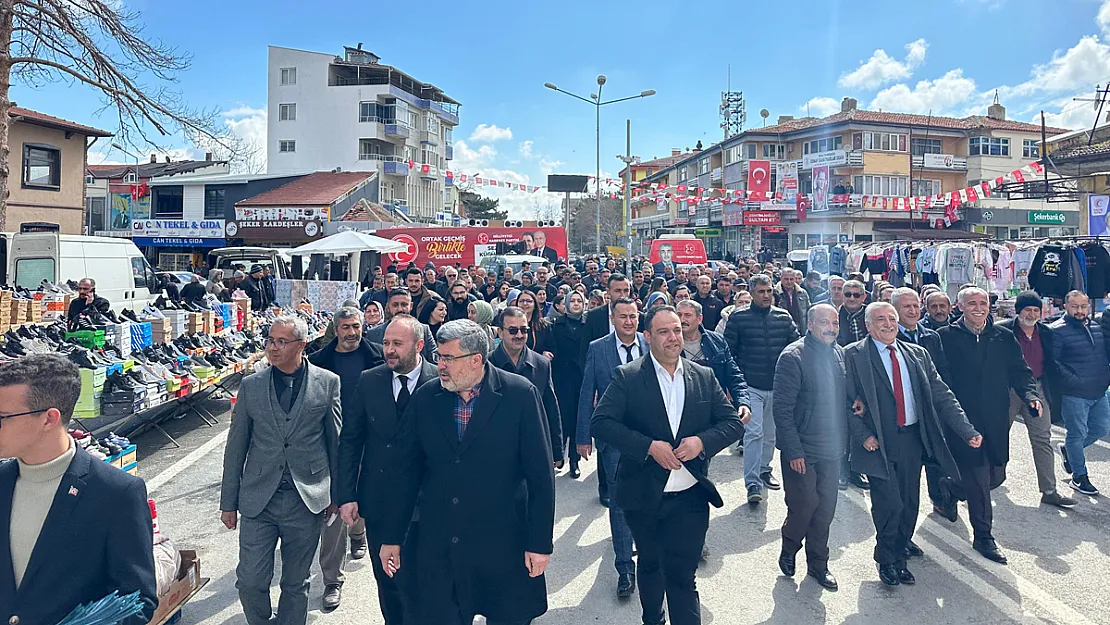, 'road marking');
146,429,228,495
843,489,1097,625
